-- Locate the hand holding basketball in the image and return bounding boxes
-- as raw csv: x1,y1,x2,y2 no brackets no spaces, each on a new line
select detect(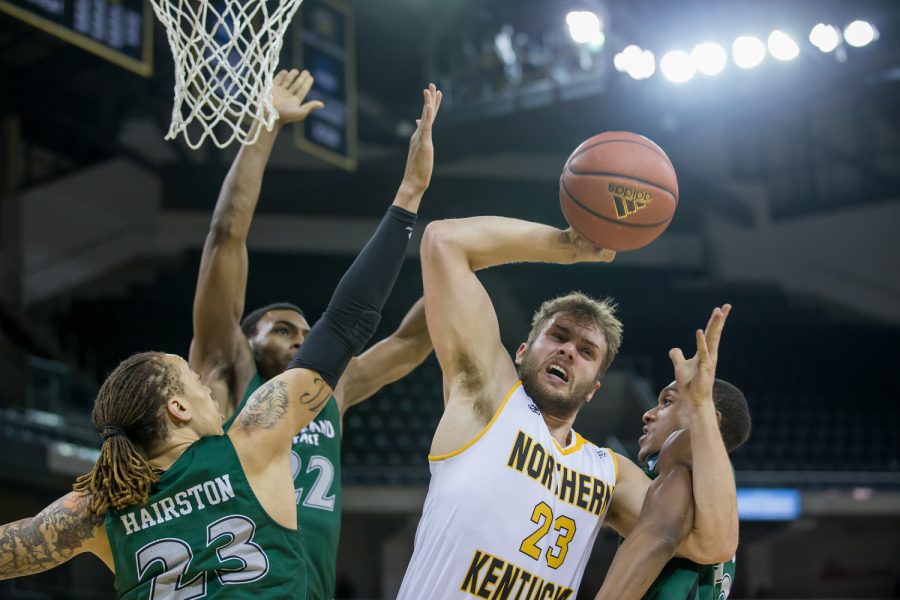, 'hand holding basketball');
559,132,678,252
271,69,325,126
563,227,617,264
